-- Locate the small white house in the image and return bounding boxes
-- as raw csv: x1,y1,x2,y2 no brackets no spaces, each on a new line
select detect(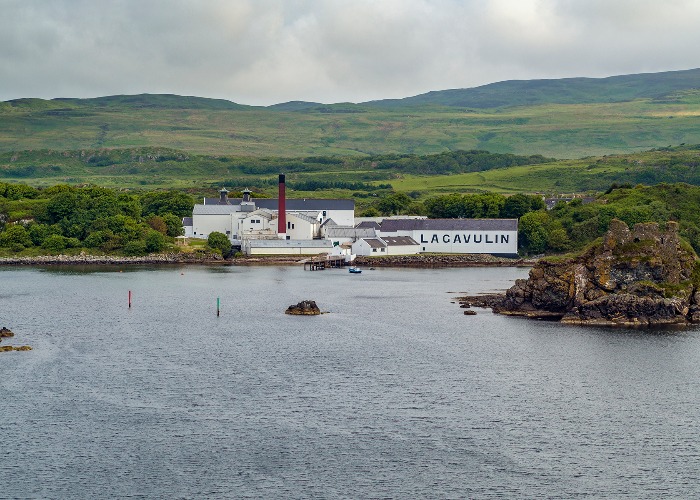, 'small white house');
381,236,420,255
352,238,387,256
